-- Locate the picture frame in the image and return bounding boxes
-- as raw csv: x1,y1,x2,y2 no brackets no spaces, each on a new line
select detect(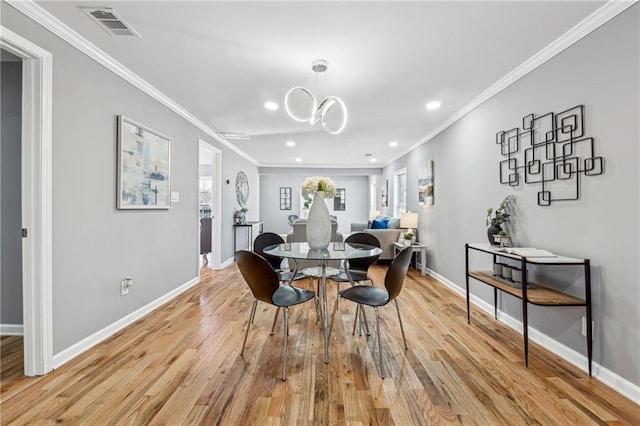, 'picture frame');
334,188,346,211
418,160,434,206
280,187,292,210
117,116,172,209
